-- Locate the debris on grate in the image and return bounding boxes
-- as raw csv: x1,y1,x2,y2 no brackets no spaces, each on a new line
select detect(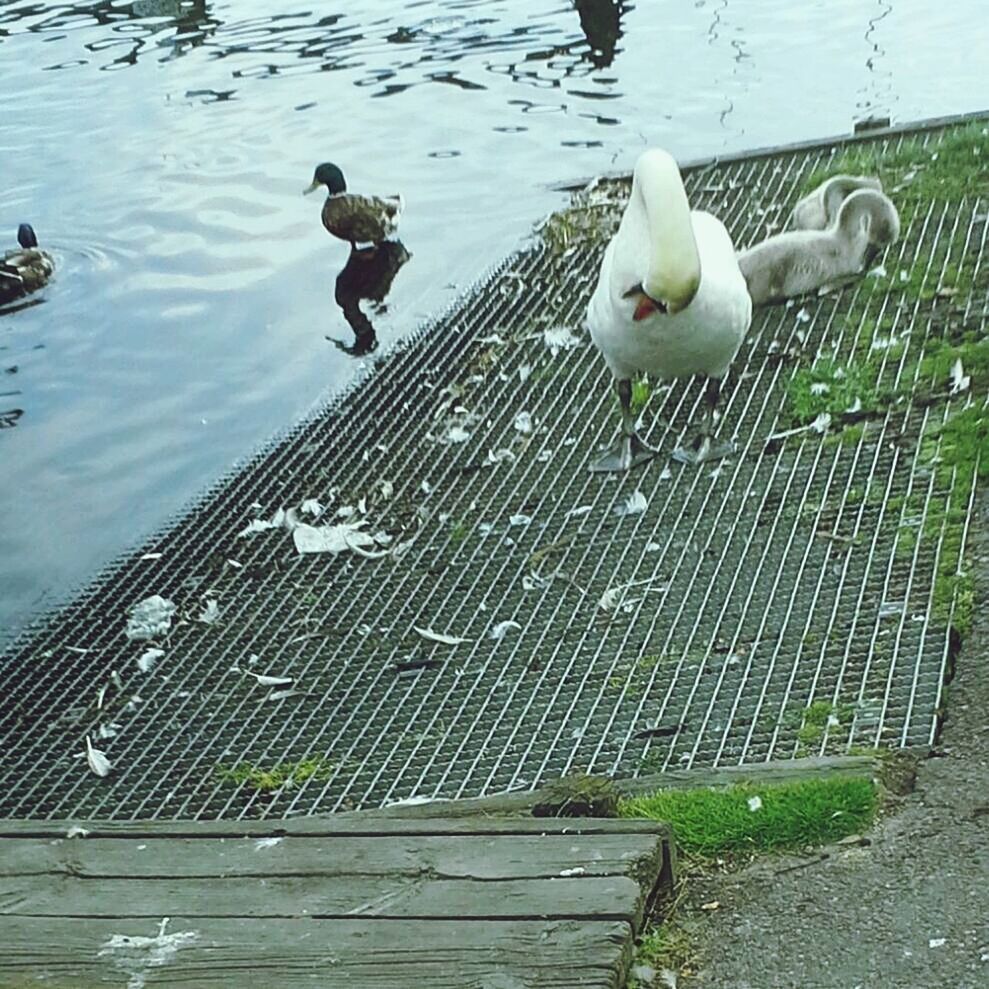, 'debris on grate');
1,116,986,820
